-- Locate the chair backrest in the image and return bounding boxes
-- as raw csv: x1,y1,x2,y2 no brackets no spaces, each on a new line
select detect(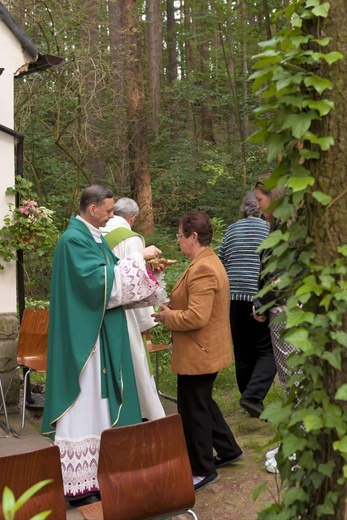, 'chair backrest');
17,309,49,372
0,445,66,520
98,414,195,520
